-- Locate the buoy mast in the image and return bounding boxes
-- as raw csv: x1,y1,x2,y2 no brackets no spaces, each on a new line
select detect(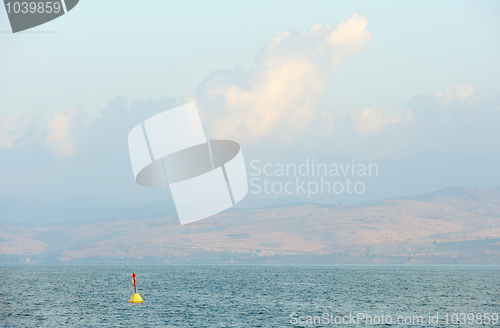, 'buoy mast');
128,272,144,303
